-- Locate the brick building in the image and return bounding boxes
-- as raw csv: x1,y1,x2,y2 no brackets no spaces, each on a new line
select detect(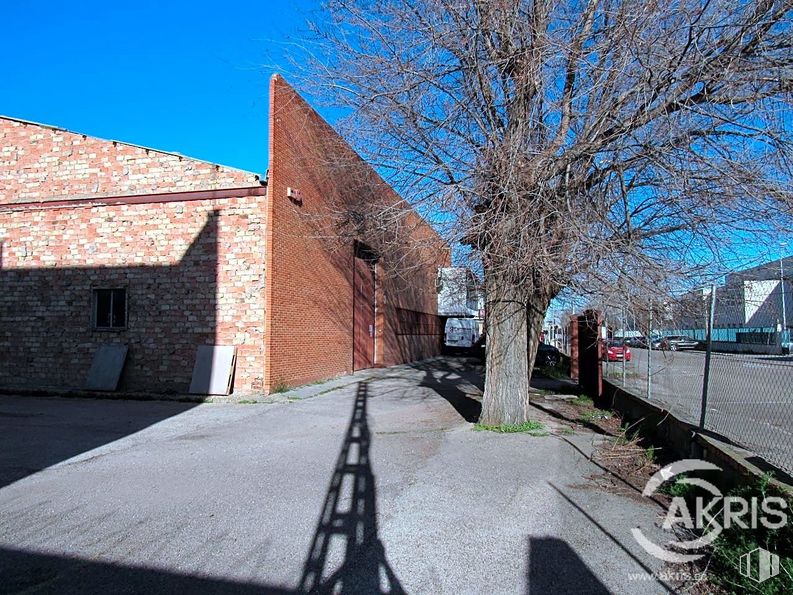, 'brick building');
0,75,449,395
